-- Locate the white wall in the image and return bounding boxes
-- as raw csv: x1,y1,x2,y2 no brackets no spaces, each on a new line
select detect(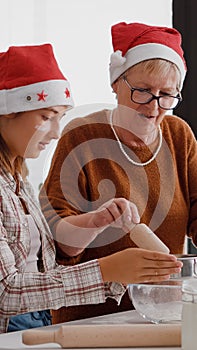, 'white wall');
0,0,173,195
